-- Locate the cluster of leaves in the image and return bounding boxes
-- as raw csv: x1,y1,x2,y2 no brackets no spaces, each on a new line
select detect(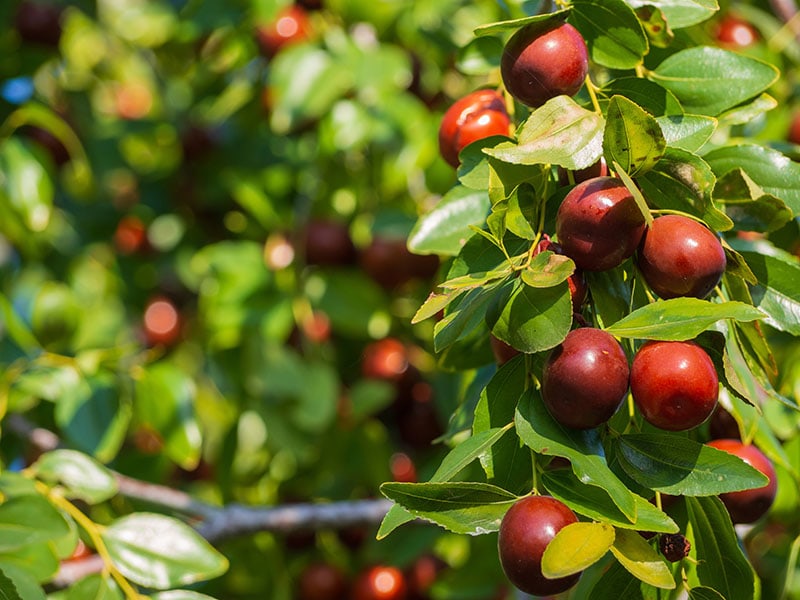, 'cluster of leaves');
381,1,800,599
